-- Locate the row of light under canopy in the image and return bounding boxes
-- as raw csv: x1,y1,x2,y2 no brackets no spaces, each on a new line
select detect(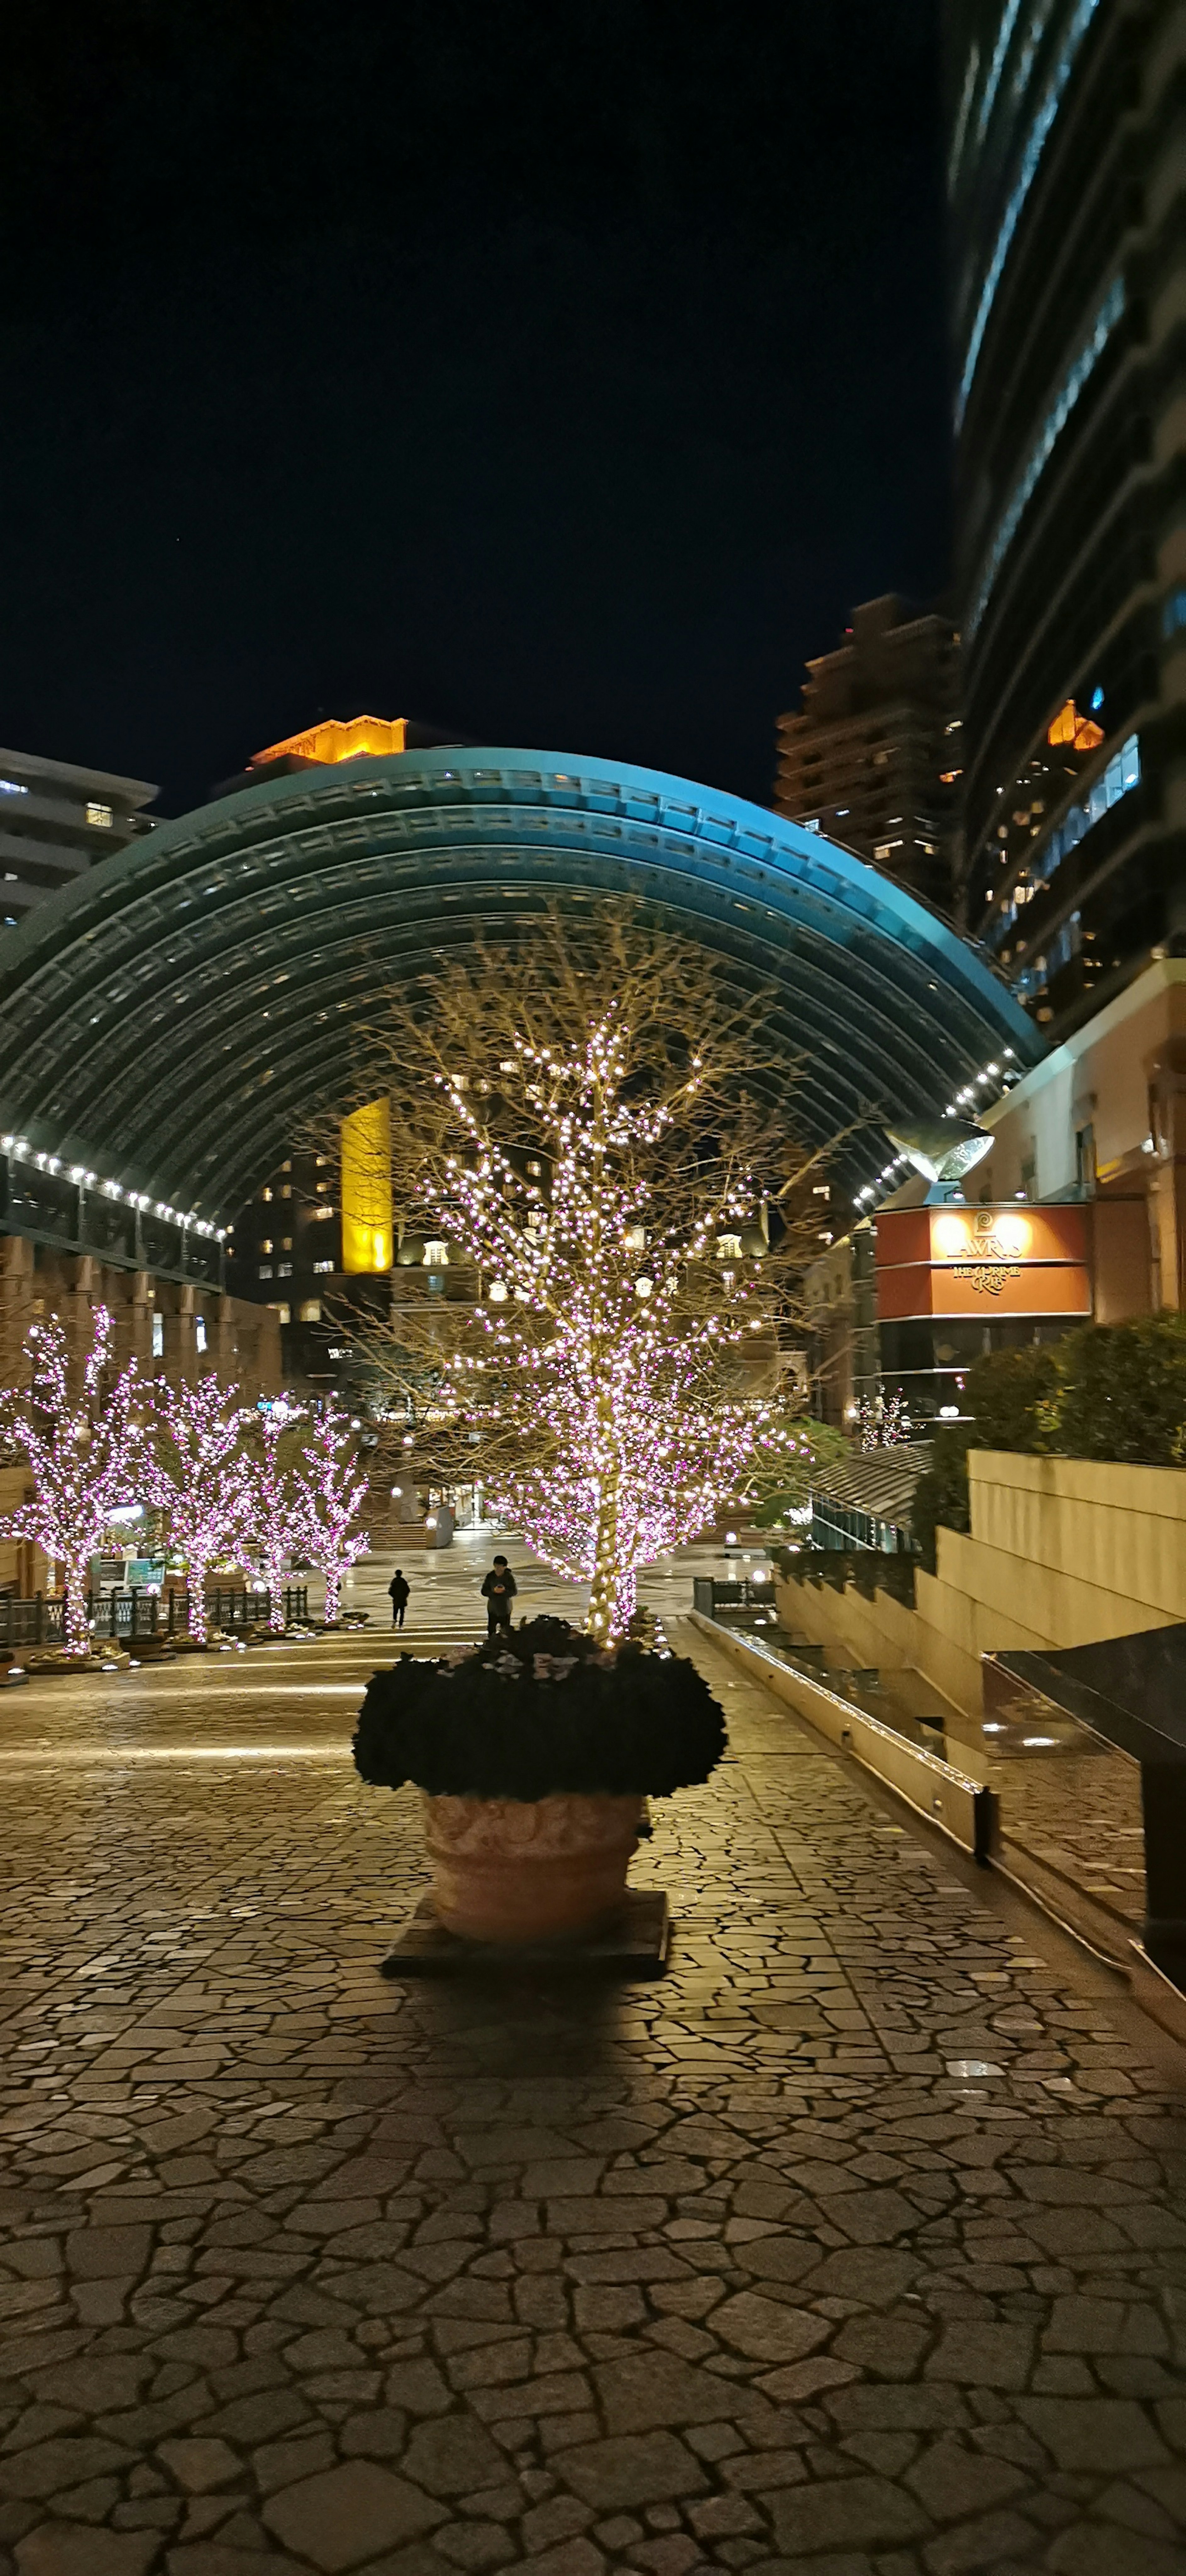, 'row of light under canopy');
850,1048,1020,1211
0,1134,226,1240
